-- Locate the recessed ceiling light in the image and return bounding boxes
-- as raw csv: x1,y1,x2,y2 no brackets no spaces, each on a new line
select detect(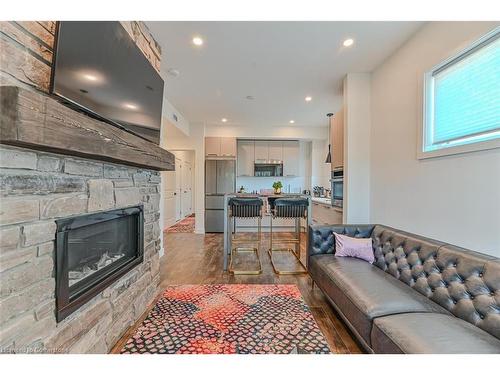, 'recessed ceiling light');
192,36,203,46
343,38,354,47
123,103,138,110
289,120,295,124
221,118,228,123
305,96,312,102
